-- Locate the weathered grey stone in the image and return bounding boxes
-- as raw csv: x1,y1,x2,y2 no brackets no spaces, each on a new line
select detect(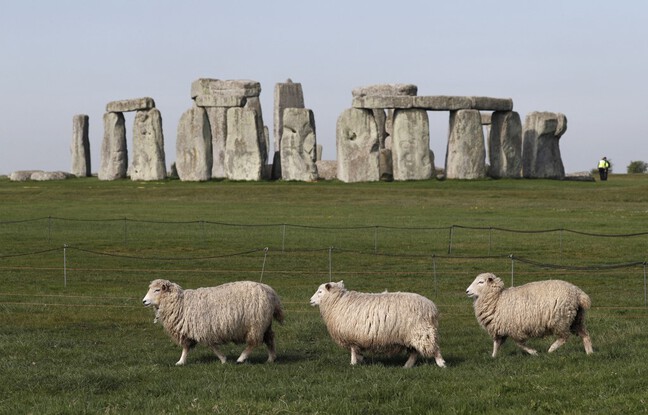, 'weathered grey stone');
316,144,323,161
481,112,492,125
130,108,166,181
191,78,261,99
195,95,246,108
106,97,155,113
31,171,72,181
522,112,567,179
205,107,228,179
244,96,268,165
10,170,42,181
336,108,380,183
488,111,522,179
470,97,513,111
564,171,595,182
274,80,305,155
315,160,337,180
372,109,387,149
391,109,433,181
379,149,393,182
225,107,264,181
445,110,486,179
176,106,212,181
413,96,472,111
71,114,91,177
99,112,127,180
280,108,318,181
352,84,418,97
352,96,415,109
